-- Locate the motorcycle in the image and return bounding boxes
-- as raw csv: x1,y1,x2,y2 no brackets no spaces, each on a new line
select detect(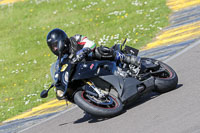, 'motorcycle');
40,39,178,117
